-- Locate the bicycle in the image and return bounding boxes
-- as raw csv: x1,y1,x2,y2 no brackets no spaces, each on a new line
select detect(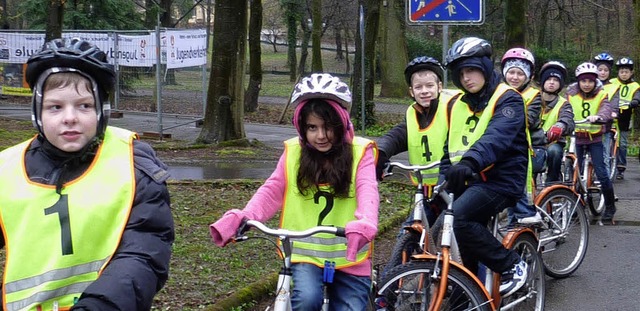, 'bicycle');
527,185,589,279
232,219,376,311
561,118,606,217
377,176,545,310
605,127,618,181
379,161,443,280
